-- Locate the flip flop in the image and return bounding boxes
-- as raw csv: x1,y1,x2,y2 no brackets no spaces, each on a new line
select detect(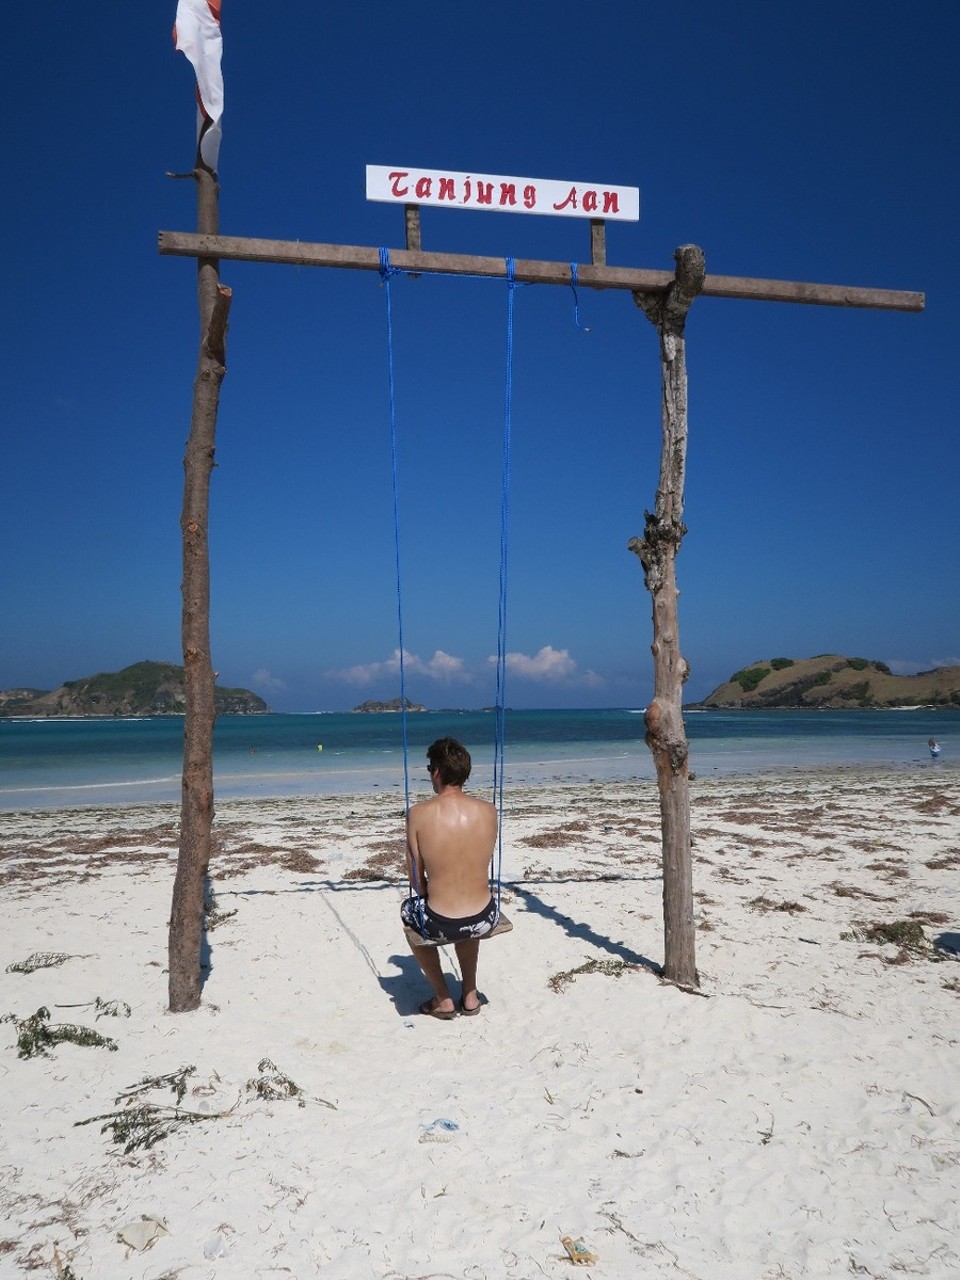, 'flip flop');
458,997,482,1017
419,999,457,1021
